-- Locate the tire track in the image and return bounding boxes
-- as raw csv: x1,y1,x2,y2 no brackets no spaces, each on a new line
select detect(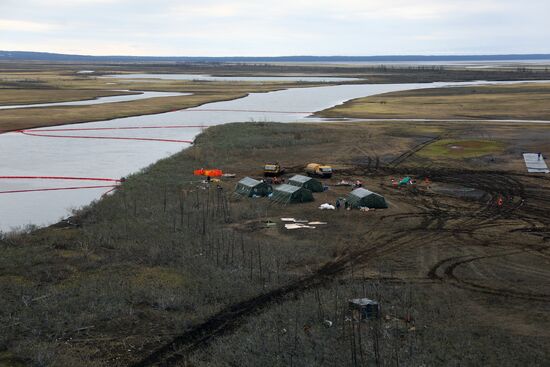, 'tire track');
132,165,550,365
428,251,550,302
